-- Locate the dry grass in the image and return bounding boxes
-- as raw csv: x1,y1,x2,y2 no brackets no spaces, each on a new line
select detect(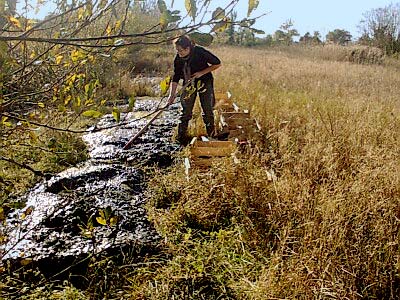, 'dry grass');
269,44,385,65
4,45,400,299
131,46,400,299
